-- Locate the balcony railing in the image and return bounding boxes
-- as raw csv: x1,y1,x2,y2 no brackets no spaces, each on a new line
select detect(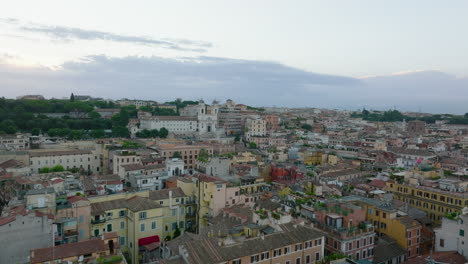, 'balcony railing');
91,218,106,224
